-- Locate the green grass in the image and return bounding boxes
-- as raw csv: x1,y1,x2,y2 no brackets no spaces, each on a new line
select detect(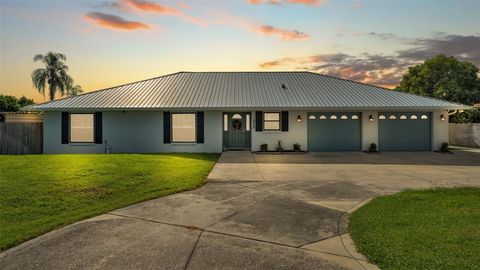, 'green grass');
349,187,480,270
0,153,219,251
